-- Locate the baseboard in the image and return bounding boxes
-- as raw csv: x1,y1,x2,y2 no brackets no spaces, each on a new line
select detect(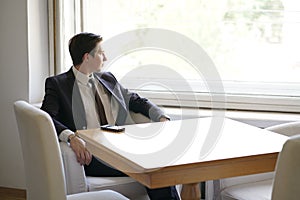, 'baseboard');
0,186,26,199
